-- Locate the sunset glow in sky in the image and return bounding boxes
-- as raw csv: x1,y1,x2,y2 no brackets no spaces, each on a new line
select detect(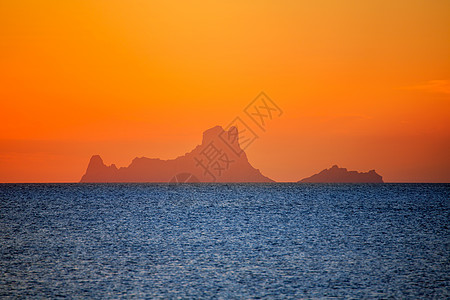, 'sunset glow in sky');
1,0,449,182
